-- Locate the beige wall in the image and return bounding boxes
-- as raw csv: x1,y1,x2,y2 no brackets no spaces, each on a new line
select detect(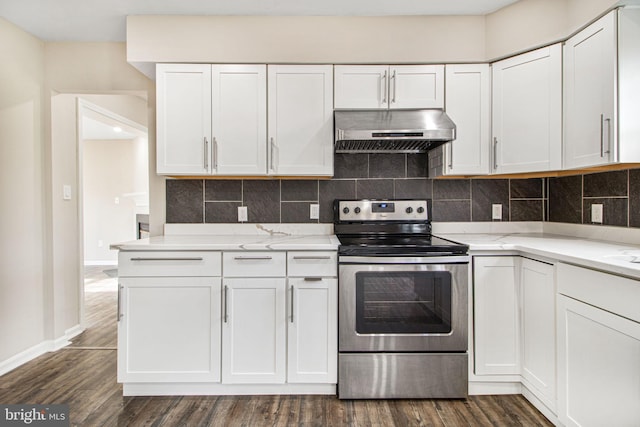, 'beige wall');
127,15,487,67
0,18,46,363
128,1,622,68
